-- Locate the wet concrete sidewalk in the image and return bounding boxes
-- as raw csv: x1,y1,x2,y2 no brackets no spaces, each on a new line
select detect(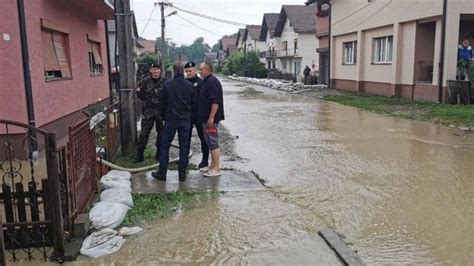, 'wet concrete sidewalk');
131,170,265,193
